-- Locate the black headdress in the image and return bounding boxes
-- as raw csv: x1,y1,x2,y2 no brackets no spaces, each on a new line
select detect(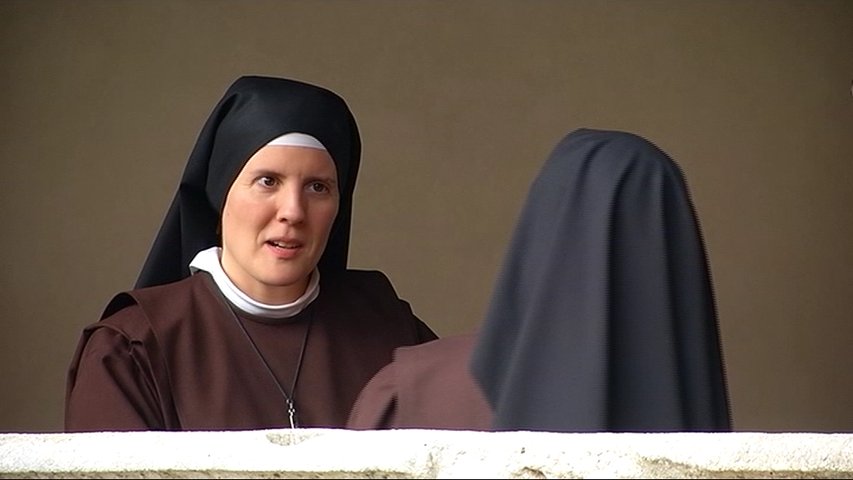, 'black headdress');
471,128,731,432
136,76,360,289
